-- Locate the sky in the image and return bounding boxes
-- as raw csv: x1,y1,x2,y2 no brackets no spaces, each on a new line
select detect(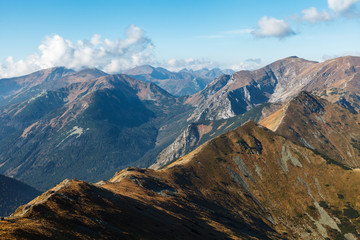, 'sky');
0,0,360,78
